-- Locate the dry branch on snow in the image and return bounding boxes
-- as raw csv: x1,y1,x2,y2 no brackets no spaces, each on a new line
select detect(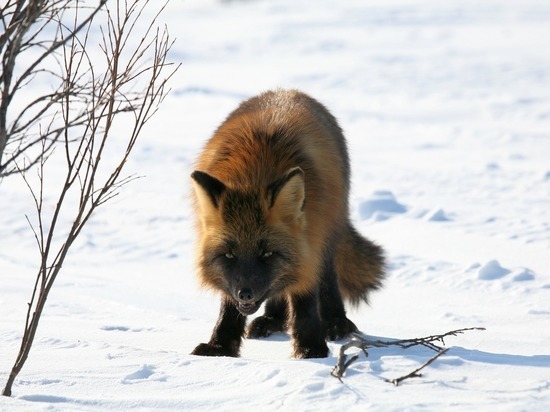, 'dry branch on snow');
331,327,485,385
